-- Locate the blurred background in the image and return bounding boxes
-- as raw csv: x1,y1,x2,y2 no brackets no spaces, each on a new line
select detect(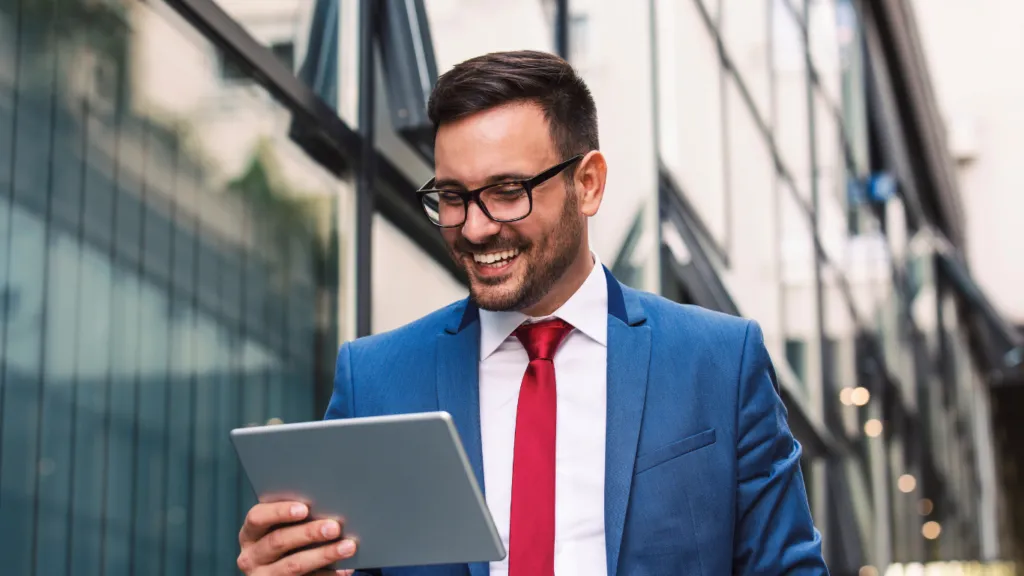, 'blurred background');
0,0,1022,574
